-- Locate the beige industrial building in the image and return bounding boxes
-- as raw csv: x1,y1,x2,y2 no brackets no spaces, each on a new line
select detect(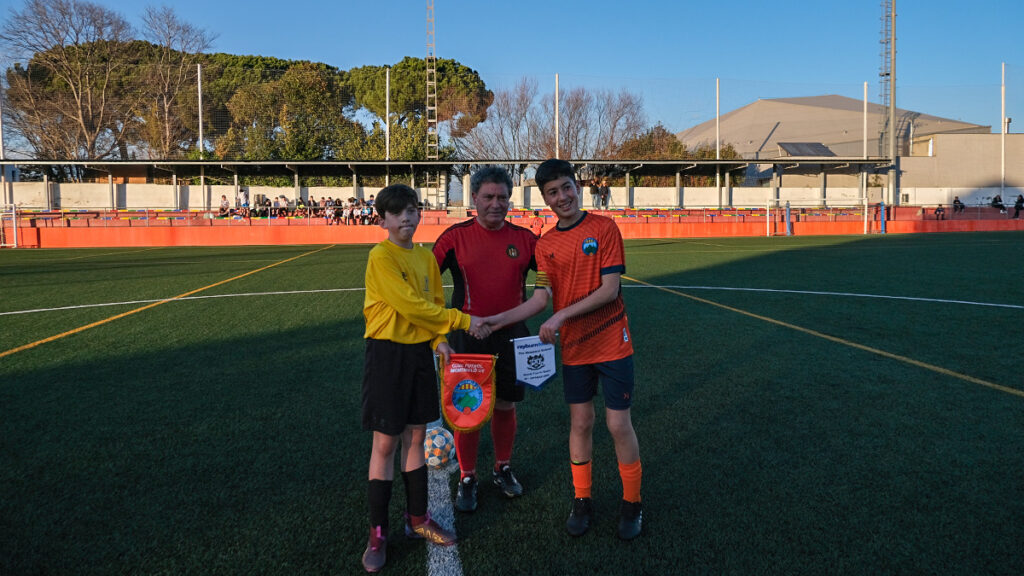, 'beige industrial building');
676,95,1023,205
676,94,990,159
